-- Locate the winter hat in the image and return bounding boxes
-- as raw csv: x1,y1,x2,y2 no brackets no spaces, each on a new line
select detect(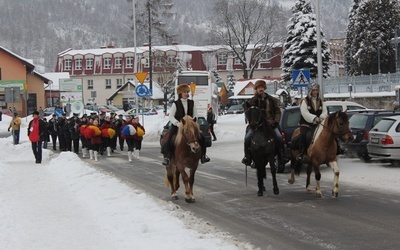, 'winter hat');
177,84,190,95
307,82,320,98
253,80,267,90
32,110,39,115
